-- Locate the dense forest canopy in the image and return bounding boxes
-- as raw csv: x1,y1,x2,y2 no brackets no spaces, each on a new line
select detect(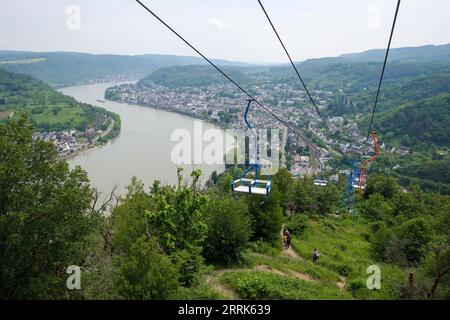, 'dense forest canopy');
138,65,252,89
